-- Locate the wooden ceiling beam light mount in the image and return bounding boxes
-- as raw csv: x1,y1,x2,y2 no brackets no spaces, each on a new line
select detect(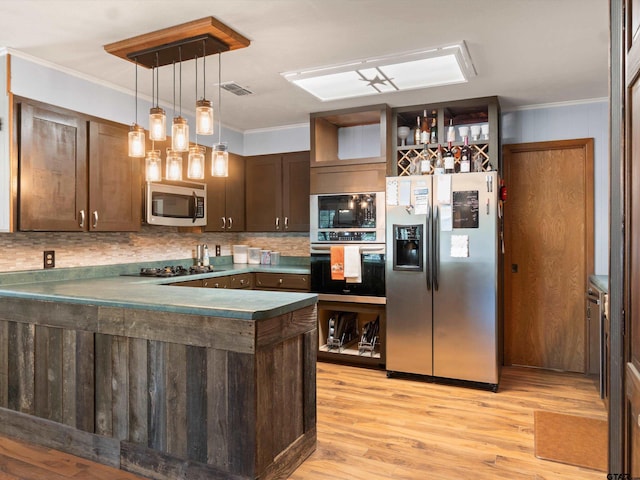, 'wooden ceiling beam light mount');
104,16,250,68
105,16,249,178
